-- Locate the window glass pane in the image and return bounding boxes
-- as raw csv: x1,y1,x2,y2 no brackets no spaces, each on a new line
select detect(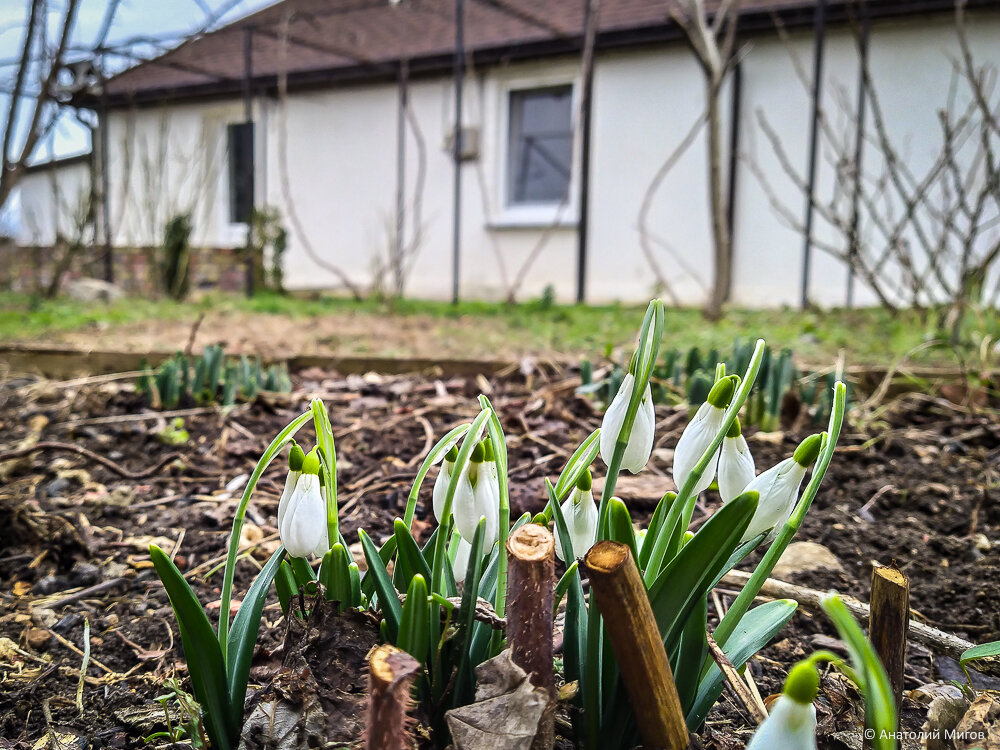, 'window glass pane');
508,86,572,205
